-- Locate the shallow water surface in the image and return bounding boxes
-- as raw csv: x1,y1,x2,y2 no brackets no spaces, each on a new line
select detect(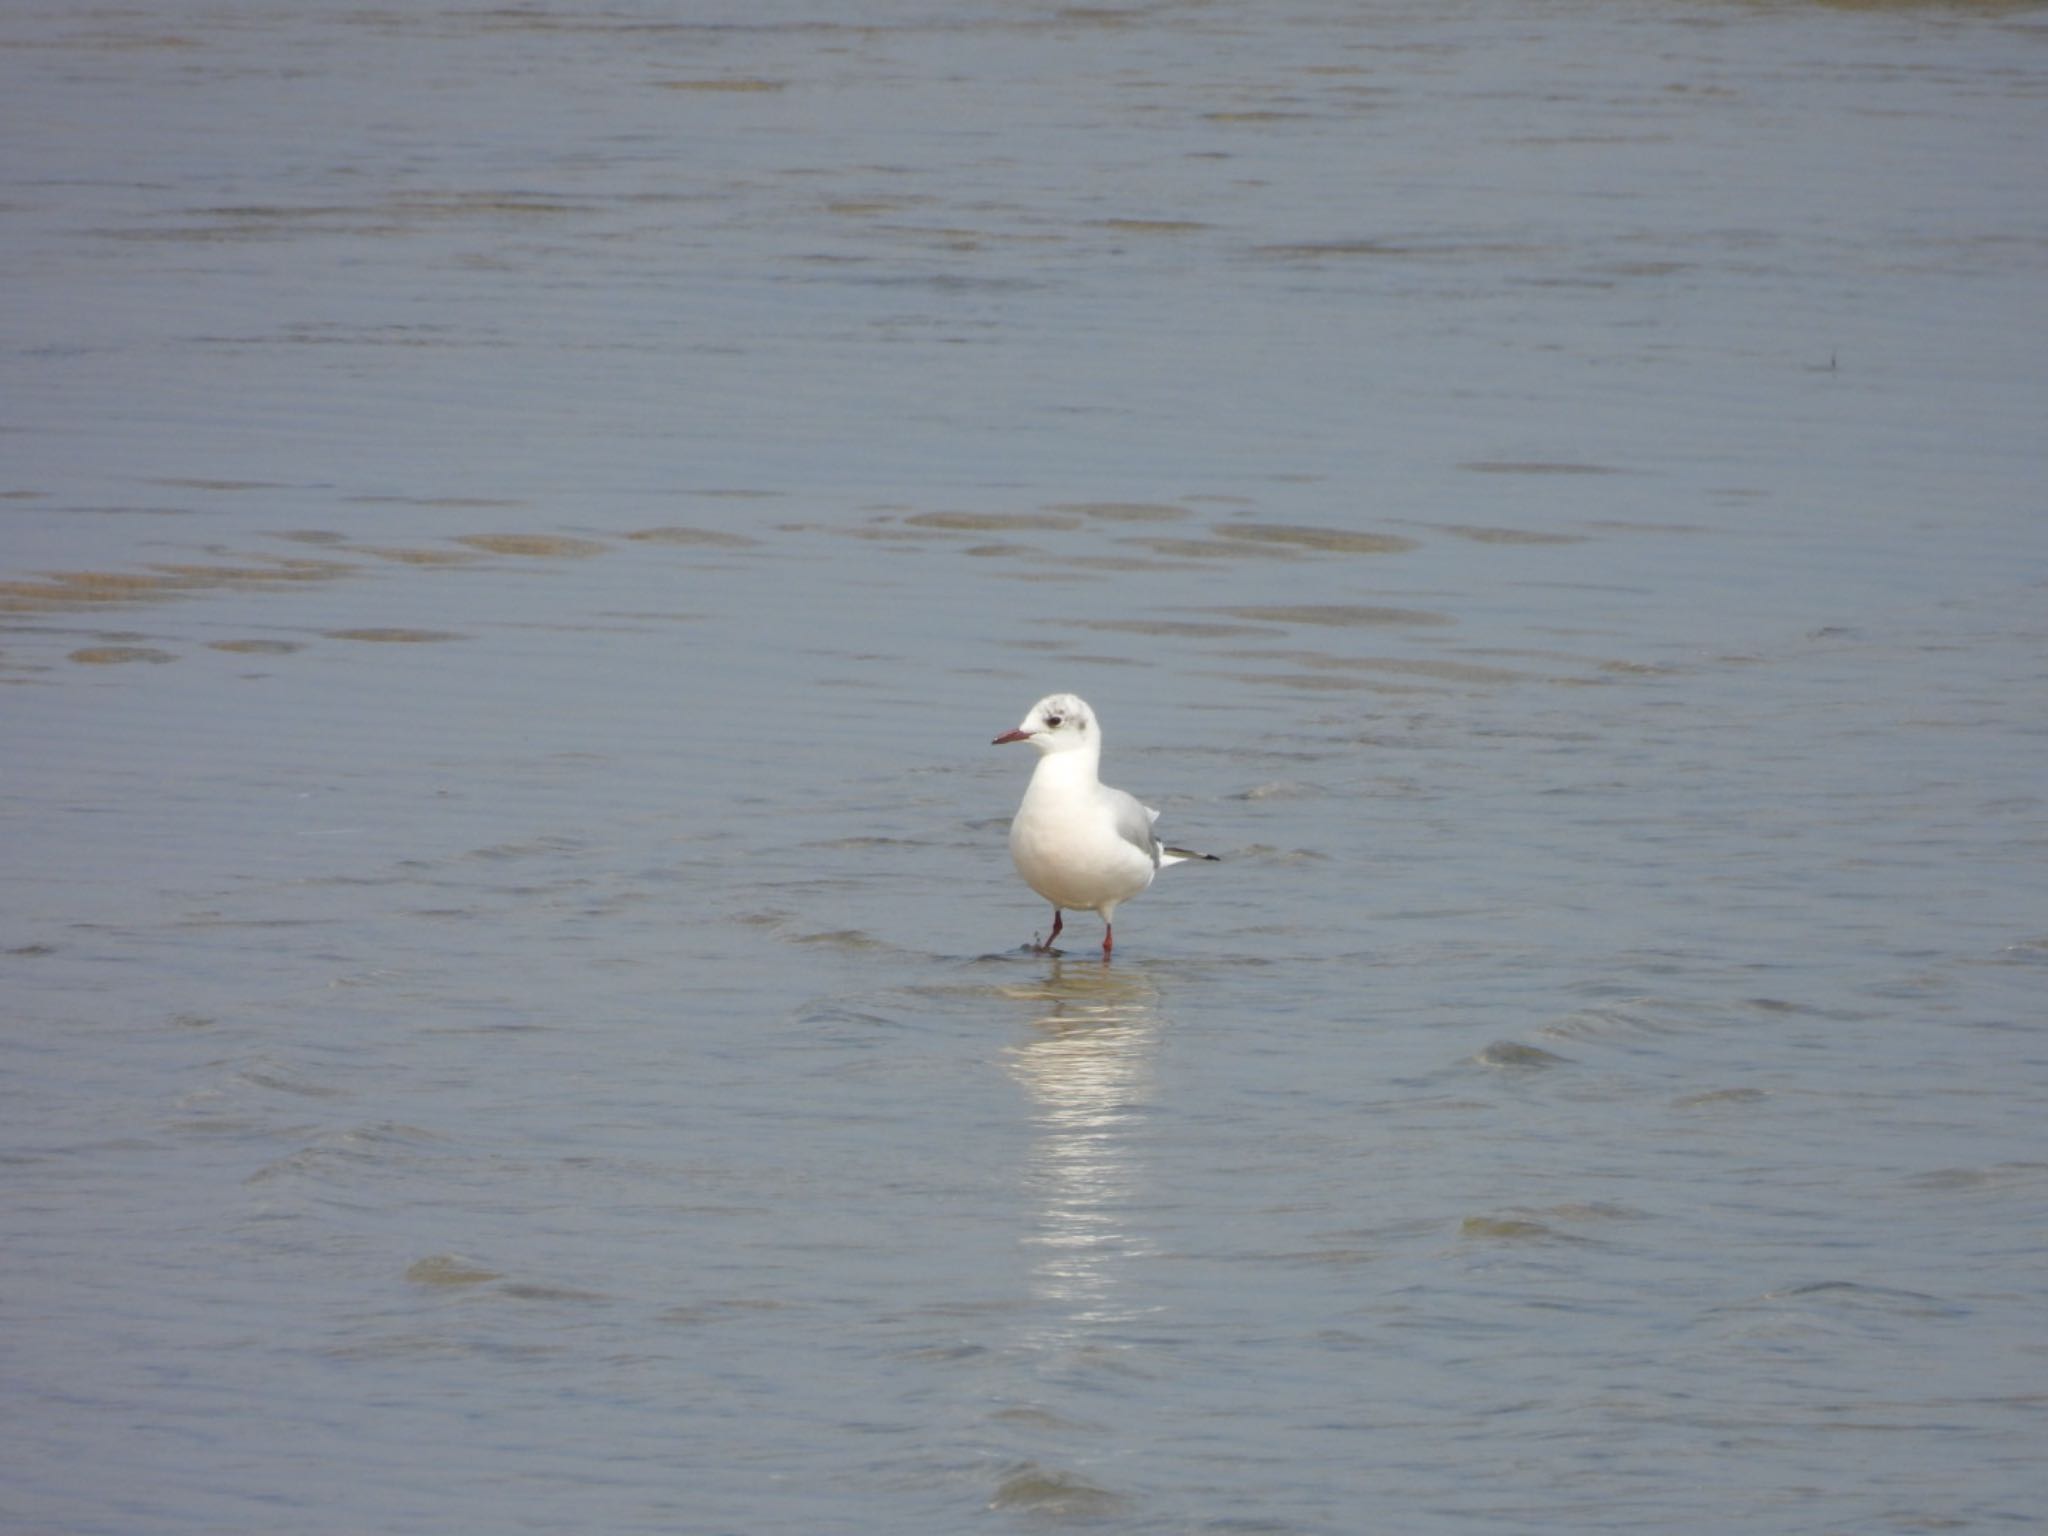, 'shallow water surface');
4,2,2046,1533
